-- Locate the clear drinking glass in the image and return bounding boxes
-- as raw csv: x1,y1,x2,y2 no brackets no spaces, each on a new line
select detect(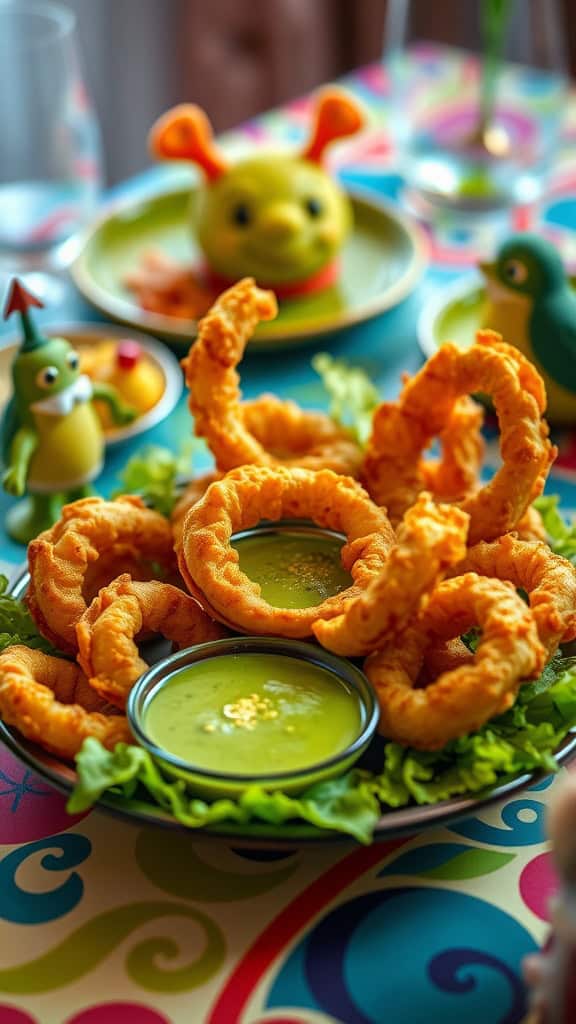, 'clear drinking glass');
0,0,102,297
384,0,568,217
